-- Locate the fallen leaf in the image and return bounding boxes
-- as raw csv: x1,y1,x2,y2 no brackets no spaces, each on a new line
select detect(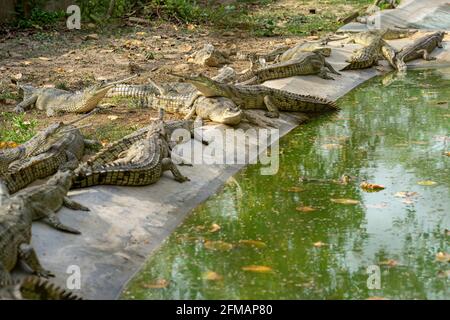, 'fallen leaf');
238,240,267,249
286,186,304,192
444,152,450,157
436,252,450,262
107,115,119,121
142,279,169,289
360,182,385,192
136,31,147,36
242,265,273,273
204,240,233,251
13,73,22,80
38,56,51,61
379,259,398,267
22,60,32,66
417,180,437,186
331,198,360,205
209,223,221,233
296,206,317,213
203,271,223,281
313,241,326,248
187,24,196,30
